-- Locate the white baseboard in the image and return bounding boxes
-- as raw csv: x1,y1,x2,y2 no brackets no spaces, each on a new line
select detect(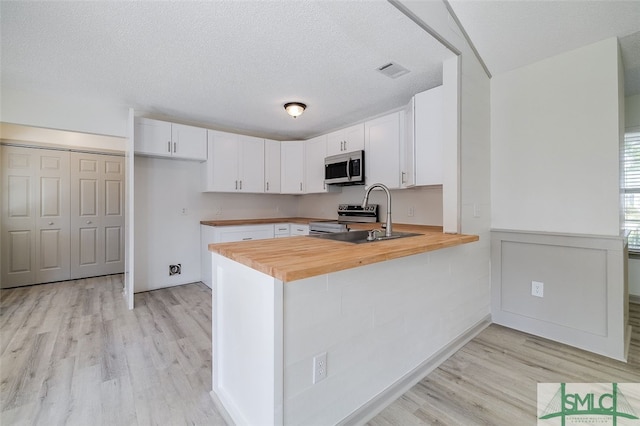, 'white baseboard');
337,315,492,426
210,390,236,426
